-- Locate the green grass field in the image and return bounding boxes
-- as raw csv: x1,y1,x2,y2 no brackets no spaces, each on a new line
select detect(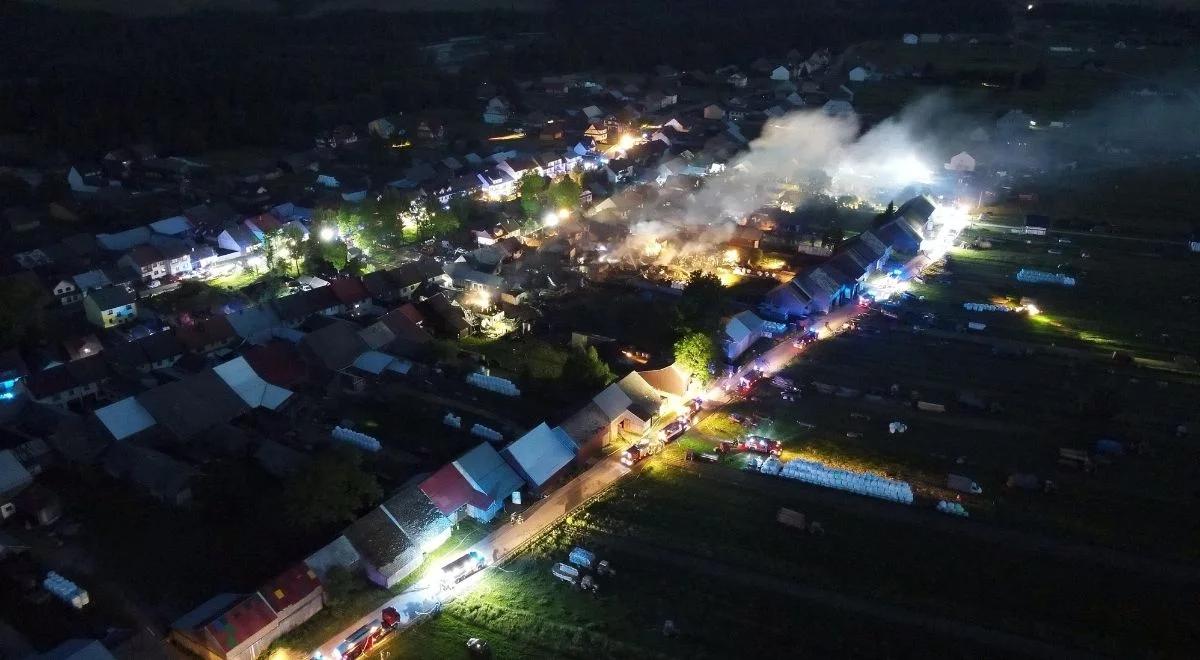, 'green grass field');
378,465,1197,658
927,234,1200,358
